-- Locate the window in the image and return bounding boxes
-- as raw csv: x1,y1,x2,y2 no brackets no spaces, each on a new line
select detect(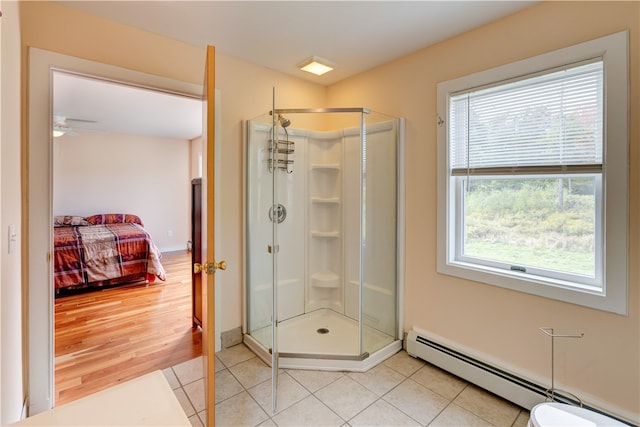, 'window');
437,31,628,314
